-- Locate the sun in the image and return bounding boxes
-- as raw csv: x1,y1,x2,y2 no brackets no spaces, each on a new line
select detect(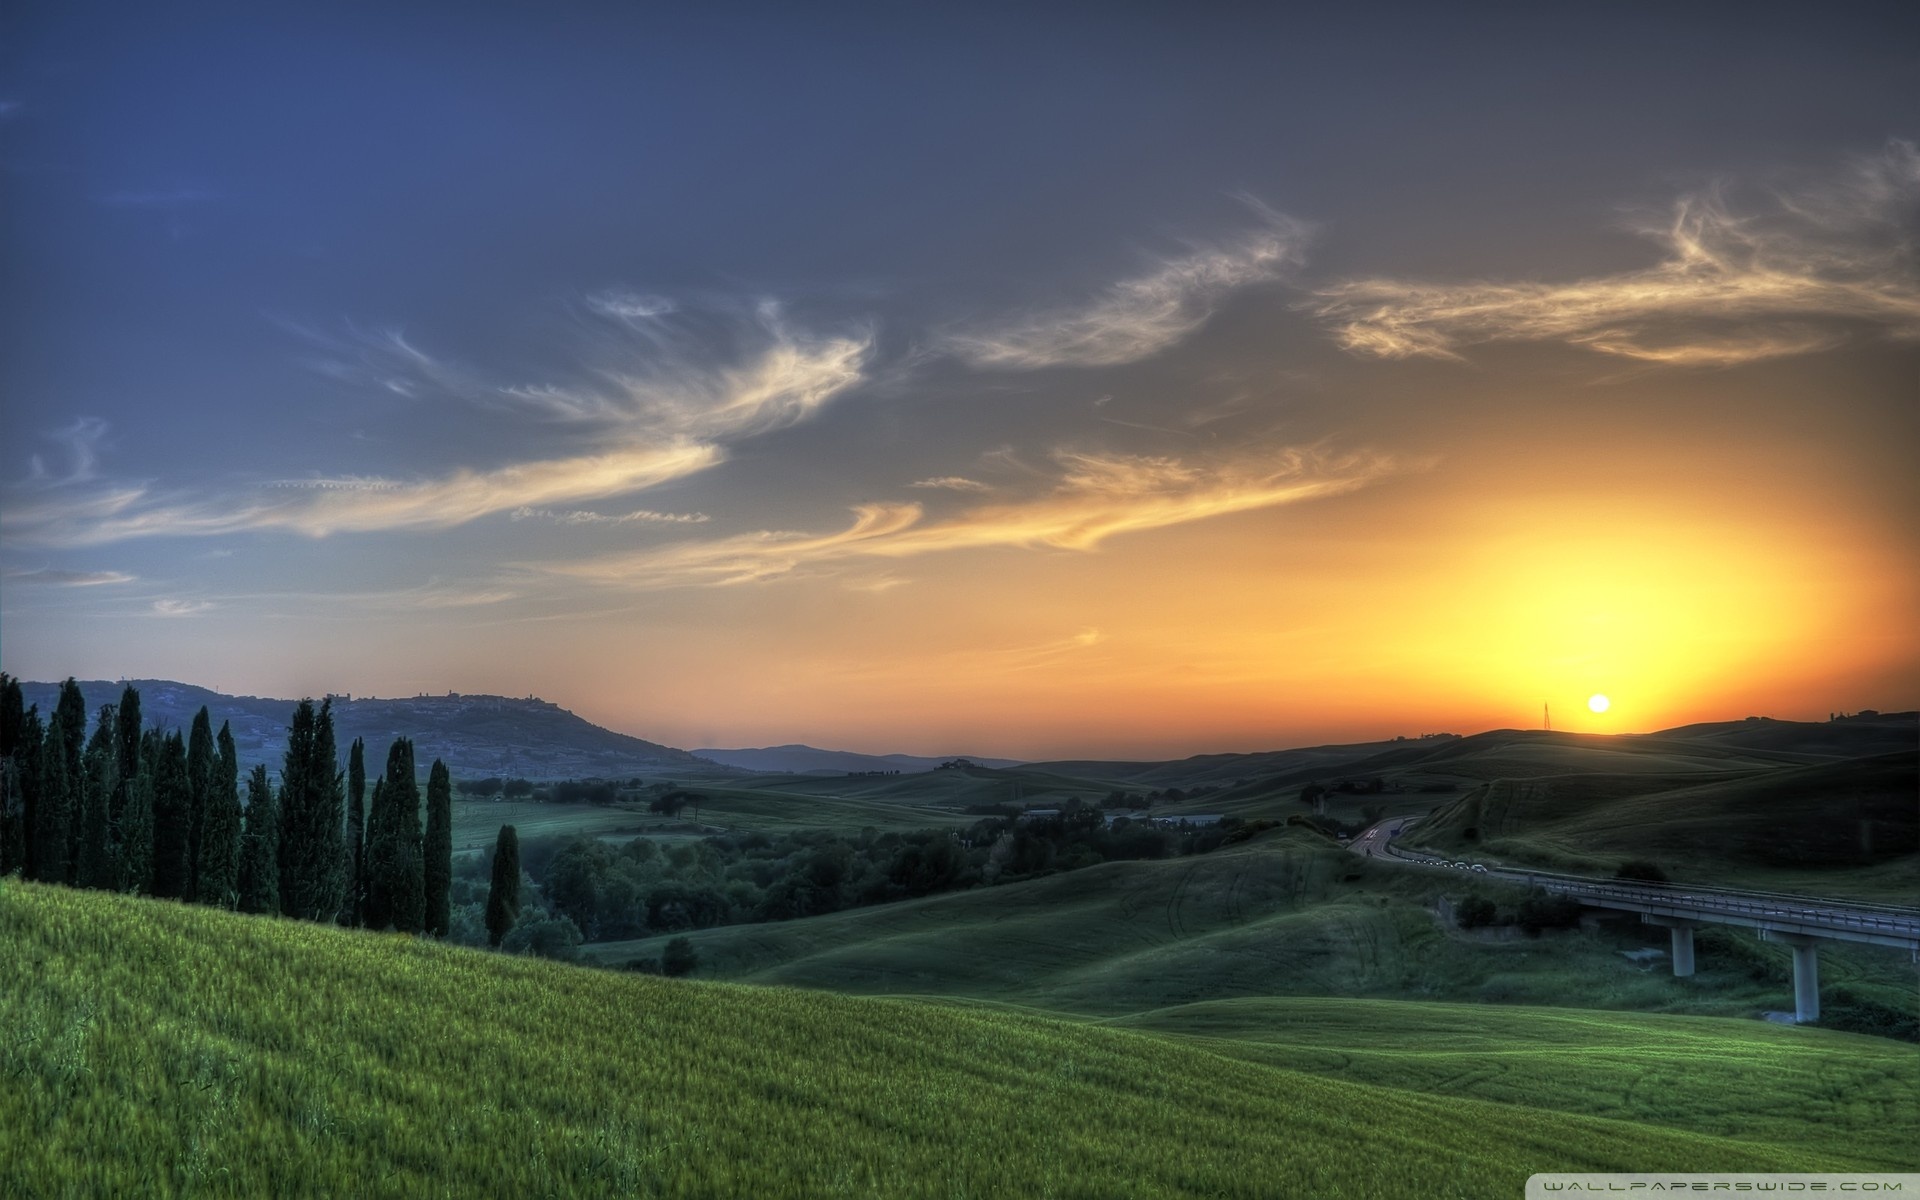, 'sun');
1587,693,1611,714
